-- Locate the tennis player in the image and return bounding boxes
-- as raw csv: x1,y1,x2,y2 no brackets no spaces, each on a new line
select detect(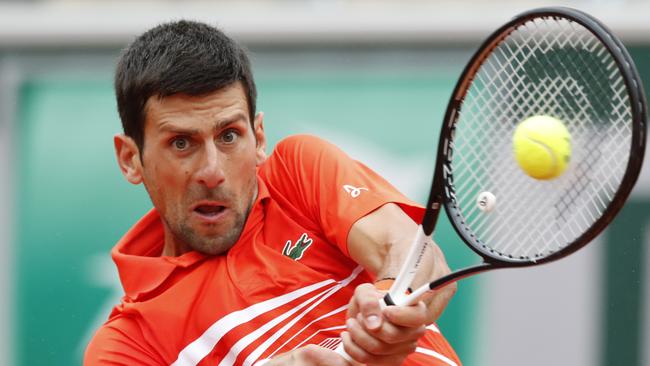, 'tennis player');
84,20,460,366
